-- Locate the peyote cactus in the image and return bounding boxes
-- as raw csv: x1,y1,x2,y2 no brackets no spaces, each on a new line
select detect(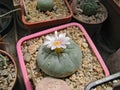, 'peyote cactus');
37,31,82,78
36,0,54,12
80,0,99,16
